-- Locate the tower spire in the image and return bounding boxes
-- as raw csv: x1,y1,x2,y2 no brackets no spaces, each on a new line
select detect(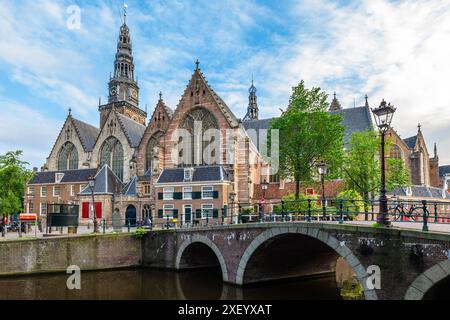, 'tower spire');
243,78,259,121
329,92,342,111
365,94,369,108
